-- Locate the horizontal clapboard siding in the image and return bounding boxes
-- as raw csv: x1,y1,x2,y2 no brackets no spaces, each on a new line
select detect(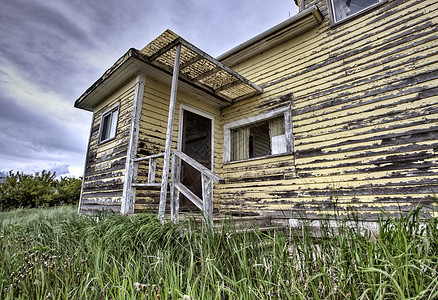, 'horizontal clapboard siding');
80,78,137,213
218,0,438,219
